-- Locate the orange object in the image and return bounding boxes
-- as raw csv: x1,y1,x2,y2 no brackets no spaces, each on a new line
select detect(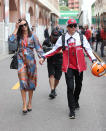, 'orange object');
102,62,106,69
91,62,106,77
